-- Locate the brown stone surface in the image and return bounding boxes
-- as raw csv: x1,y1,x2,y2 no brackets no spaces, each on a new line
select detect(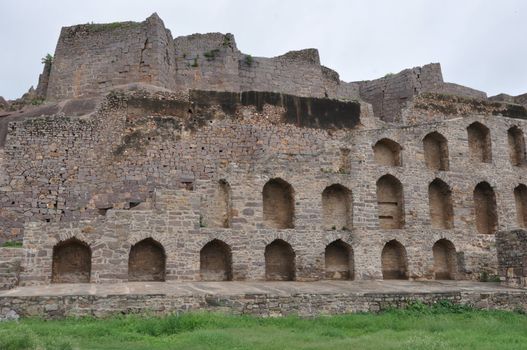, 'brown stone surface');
200,239,232,281
376,175,404,229
51,238,91,283
263,179,295,229
473,182,498,235
433,239,457,280
128,238,166,282
325,240,353,280
382,240,408,280
428,179,454,229
265,240,295,281
423,132,449,171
